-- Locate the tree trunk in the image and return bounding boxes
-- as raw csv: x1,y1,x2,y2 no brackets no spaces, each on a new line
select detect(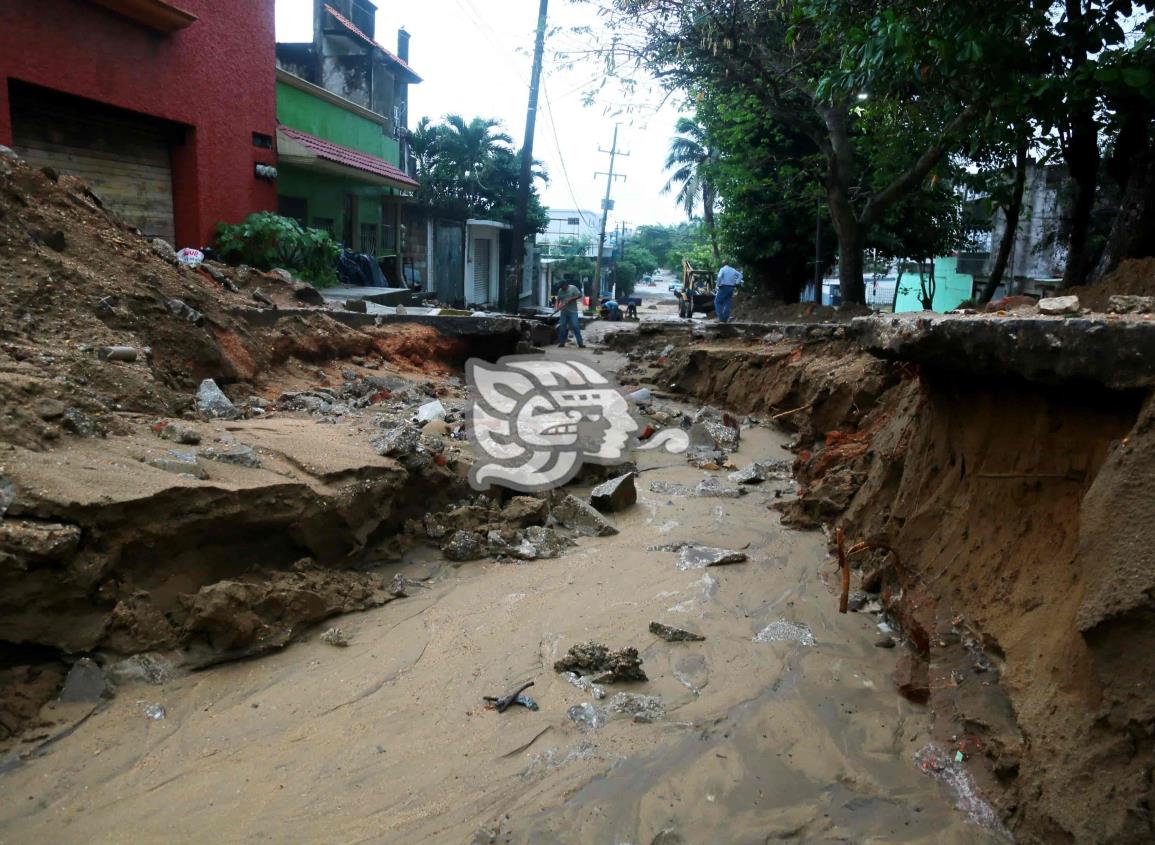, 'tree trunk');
1091,143,1155,283
836,225,866,305
1060,0,1101,289
702,185,720,261
980,140,1029,304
